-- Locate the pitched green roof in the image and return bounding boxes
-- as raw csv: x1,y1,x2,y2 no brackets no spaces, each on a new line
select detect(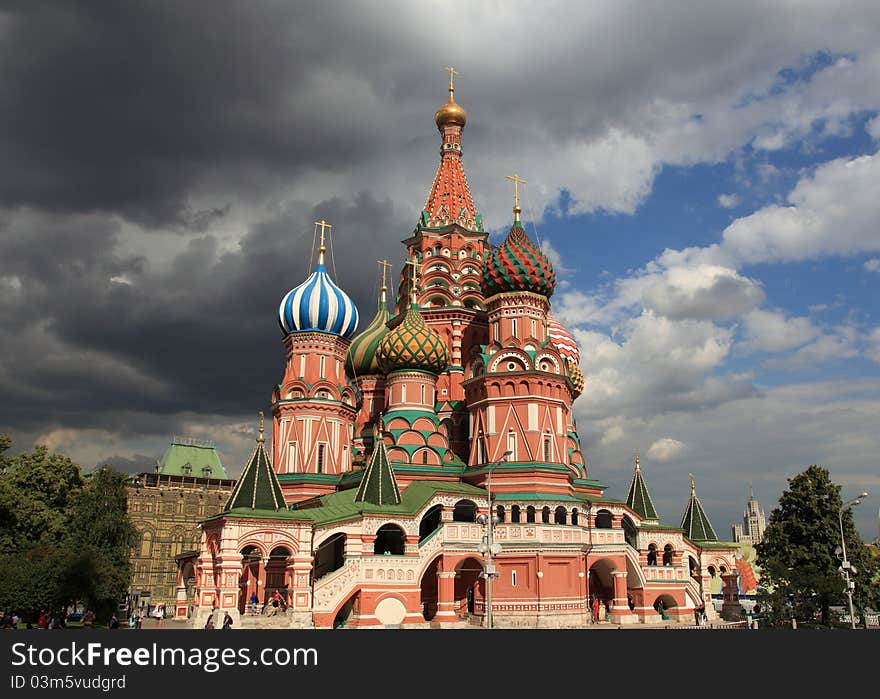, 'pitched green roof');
157,438,227,479
680,477,718,542
625,457,658,522
224,431,285,512
293,480,485,526
355,433,401,506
